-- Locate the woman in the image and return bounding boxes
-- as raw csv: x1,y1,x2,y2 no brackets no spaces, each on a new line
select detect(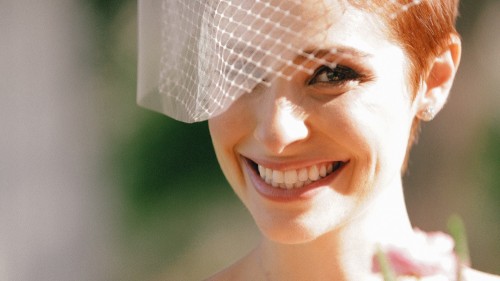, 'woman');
138,0,499,280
